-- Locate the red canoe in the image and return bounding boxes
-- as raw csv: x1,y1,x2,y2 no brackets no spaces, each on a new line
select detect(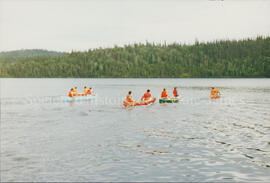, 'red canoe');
123,98,156,107
211,95,221,99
